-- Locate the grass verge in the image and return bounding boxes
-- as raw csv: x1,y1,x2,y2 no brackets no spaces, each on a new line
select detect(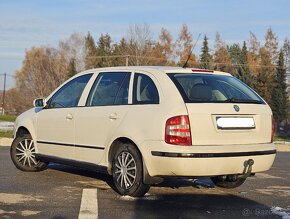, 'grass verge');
274,131,290,142
0,115,17,122
0,130,13,138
